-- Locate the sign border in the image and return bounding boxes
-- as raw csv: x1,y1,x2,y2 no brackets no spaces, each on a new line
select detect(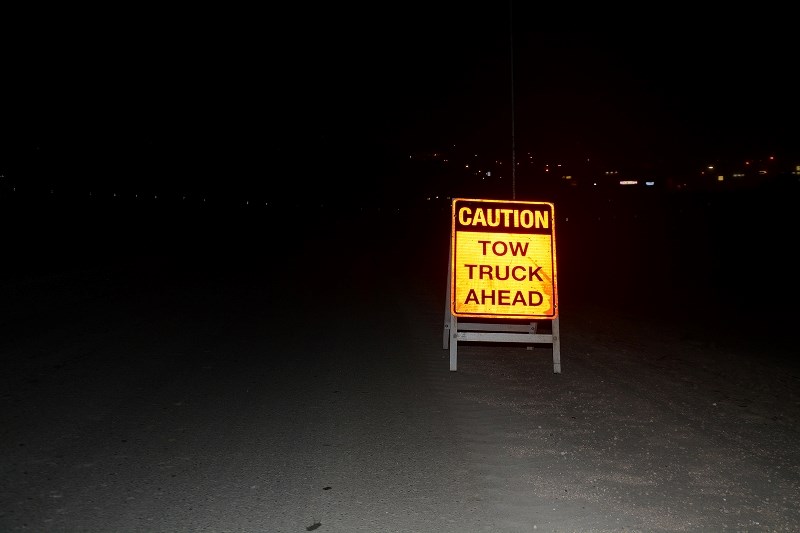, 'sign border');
450,197,558,320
